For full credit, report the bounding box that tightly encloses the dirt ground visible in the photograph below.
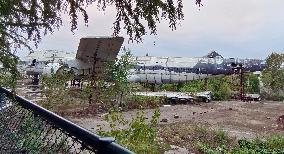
[15,80,284,139]
[71,100,284,139]
[14,82,284,153]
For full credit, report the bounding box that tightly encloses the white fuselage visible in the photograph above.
[20,54,265,84]
[127,56,265,84]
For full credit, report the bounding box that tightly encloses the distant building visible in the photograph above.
[204,51,223,58]
[23,50,76,63]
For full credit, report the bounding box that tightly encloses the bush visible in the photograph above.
[232,136,284,153]
[262,92,284,101]
[208,77,231,101]
[97,109,169,153]
[159,122,284,154]
[159,83,178,91]
[180,80,205,93]
[196,134,284,154]
[0,55,19,89]
[39,72,73,110]
[163,77,232,101]
[261,53,284,97]
[124,95,166,110]
[245,73,260,93]
[159,123,236,154]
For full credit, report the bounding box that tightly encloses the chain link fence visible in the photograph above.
[0,87,133,154]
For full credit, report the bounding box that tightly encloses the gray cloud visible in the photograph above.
[19,0,284,59]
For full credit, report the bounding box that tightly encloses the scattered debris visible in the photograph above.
[195,91,212,103]
[100,113,108,118]
[161,118,168,123]
[244,94,261,102]
[164,105,171,107]
[277,115,284,129]
[174,115,179,119]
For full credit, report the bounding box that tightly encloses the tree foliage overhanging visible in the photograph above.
[0,0,203,55]
[0,0,202,87]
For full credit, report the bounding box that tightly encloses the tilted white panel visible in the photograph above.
[76,37,124,74]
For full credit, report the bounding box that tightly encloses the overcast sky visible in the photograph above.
[19,0,284,59]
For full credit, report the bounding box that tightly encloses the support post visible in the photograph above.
[239,64,245,102]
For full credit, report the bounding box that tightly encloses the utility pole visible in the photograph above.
[232,63,245,101]
[239,64,244,101]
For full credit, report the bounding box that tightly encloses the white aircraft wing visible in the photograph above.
[76,36,124,74]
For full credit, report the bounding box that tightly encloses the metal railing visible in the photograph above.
[0,87,133,154]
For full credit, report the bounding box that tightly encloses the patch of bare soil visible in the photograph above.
[192,101,284,139]
[71,100,284,139]
[14,83,284,140]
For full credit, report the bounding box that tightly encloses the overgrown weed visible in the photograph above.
[97,108,170,153]
[159,122,284,154]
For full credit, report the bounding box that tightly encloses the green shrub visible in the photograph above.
[208,77,231,101]
[167,77,232,101]
[245,73,260,93]
[160,83,178,91]
[39,72,73,109]
[180,80,205,93]
[195,129,231,154]
[196,142,229,154]
[0,54,19,89]
[196,135,284,154]
[264,93,284,101]
[97,109,169,153]
[266,135,284,150]
[232,136,284,153]
[159,122,284,154]
[124,95,166,110]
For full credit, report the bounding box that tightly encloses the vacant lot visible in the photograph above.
[71,100,284,139]
[15,84,284,139]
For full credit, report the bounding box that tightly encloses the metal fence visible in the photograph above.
[0,87,133,154]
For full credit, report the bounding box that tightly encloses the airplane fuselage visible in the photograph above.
[127,56,266,84]
[19,37,266,84]
[21,54,266,84]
